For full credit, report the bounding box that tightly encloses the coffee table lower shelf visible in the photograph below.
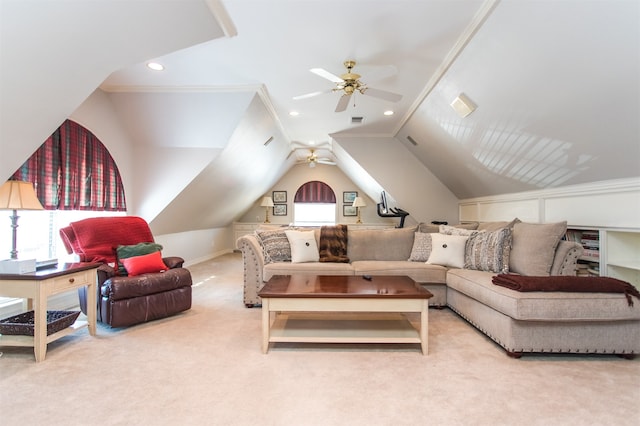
[264,312,426,354]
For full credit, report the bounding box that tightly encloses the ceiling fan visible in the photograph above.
[294,60,403,112]
[293,148,336,168]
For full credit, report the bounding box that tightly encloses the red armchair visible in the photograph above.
[60,216,192,327]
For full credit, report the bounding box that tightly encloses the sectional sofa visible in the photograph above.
[237,221,640,357]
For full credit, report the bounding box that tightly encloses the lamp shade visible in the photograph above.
[0,180,44,210]
[352,197,366,208]
[260,196,274,207]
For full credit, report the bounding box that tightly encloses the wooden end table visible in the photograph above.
[0,262,99,362]
[258,275,433,355]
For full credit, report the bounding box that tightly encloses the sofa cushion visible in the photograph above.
[427,233,468,268]
[348,226,416,261]
[285,230,319,263]
[255,229,292,264]
[464,227,512,274]
[446,268,640,321]
[509,221,567,276]
[408,232,432,262]
[263,262,354,281]
[351,260,447,283]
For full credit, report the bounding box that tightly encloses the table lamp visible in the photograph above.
[261,196,274,223]
[0,180,44,259]
[352,196,366,224]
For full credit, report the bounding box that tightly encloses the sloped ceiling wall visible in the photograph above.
[0,0,229,180]
[396,0,640,199]
[149,94,291,235]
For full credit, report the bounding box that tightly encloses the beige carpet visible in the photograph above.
[1,253,639,426]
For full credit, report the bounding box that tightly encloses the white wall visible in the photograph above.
[155,227,233,267]
[70,89,136,206]
[335,136,460,225]
[70,89,229,264]
[459,177,640,228]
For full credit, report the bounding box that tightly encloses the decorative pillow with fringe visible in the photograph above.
[464,227,512,273]
[255,229,291,264]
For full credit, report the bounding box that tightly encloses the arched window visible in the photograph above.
[1,119,126,262]
[293,181,336,226]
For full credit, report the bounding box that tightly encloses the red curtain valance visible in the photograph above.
[294,181,336,203]
[11,119,126,211]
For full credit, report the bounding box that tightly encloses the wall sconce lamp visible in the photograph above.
[352,197,366,224]
[0,180,44,259]
[260,196,274,223]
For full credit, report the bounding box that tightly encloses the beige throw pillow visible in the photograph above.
[509,221,567,276]
[439,224,482,236]
[285,230,319,263]
[427,233,468,269]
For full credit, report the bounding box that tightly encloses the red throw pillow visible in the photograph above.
[120,251,168,276]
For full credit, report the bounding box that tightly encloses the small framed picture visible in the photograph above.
[273,204,287,216]
[272,191,287,203]
[343,191,358,204]
[343,205,357,217]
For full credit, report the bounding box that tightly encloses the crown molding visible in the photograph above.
[459,177,640,204]
[99,84,262,94]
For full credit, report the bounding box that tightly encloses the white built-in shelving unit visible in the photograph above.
[563,226,640,289]
[603,229,640,289]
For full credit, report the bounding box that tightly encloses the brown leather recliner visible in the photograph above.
[60,216,192,328]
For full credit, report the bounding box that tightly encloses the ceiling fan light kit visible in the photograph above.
[295,60,403,112]
[296,148,337,168]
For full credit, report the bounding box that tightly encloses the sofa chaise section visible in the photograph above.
[446,267,640,356]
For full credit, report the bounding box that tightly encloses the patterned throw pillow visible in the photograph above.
[464,227,513,273]
[439,224,482,236]
[408,232,432,262]
[255,229,291,264]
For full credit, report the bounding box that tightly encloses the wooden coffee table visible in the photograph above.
[258,275,433,355]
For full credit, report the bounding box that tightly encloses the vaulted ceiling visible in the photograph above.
[1,0,638,232]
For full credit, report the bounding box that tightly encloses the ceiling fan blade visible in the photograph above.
[335,94,351,112]
[293,88,332,100]
[362,87,403,103]
[317,159,336,165]
[361,65,398,83]
[310,68,343,83]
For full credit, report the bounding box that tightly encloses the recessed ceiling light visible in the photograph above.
[289,111,299,116]
[308,141,316,145]
[146,62,164,71]
[383,110,394,116]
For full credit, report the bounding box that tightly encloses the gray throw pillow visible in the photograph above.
[408,232,432,262]
[509,221,567,276]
